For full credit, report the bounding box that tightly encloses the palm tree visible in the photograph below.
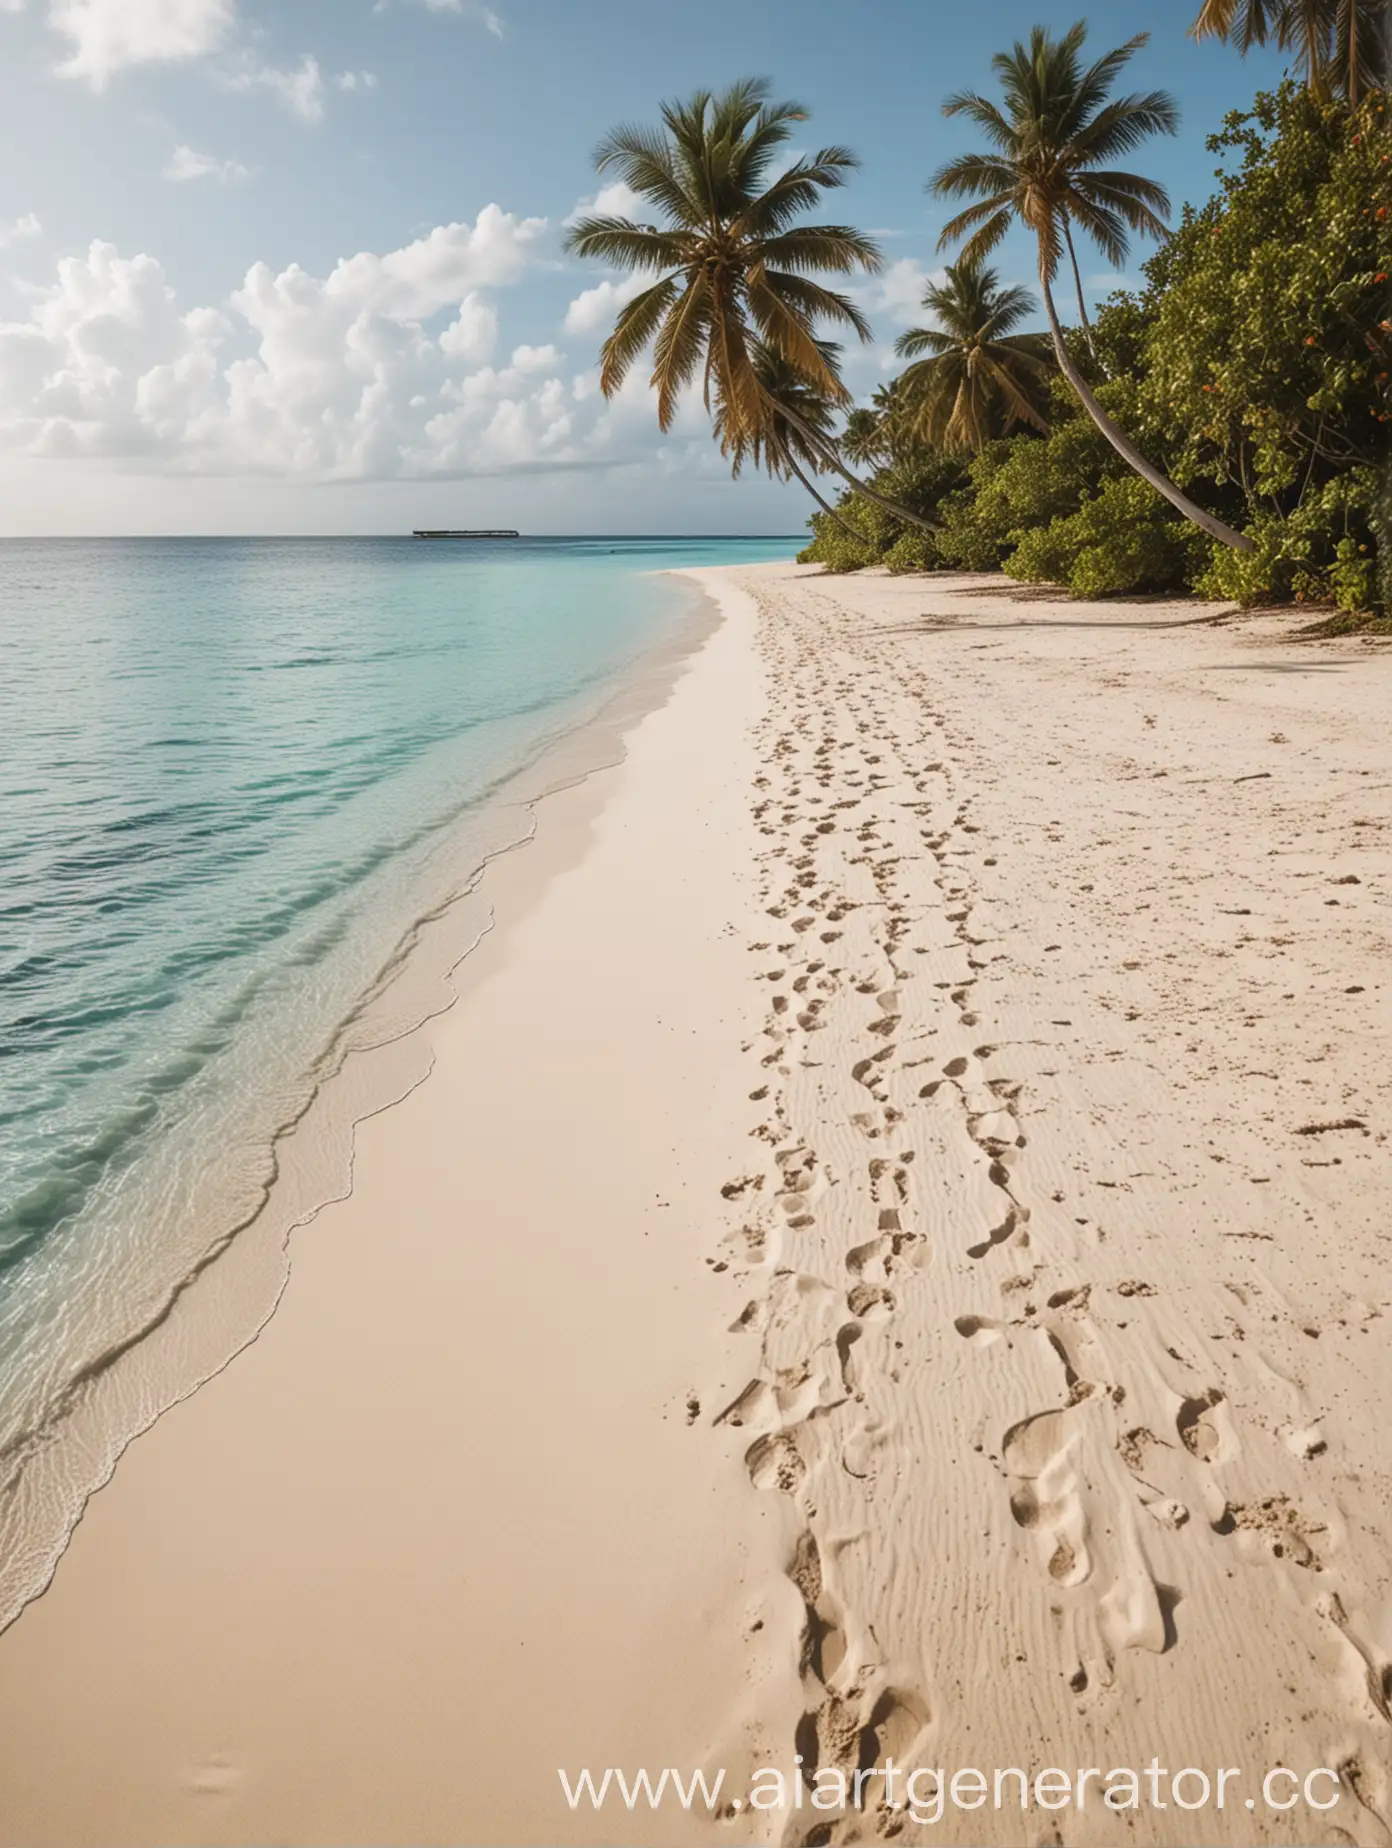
[842,405,889,469]
[1191,0,1386,105]
[893,259,1054,452]
[841,382,911,467]
[564,79,940,532]
[931,23,1253,551]
[715,343,865,539]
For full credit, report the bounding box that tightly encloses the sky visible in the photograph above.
[0,0,1292,535]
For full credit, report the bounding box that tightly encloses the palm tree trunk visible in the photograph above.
[1294,0,1333,99]
[1345,0,1361,103]
[1062,219,1099,364]
[768,393,942,533]
[1340,0,1383,104]
[787,455,866,543]
[1038,259,1254,552]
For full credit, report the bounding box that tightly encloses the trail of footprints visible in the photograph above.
[708,581,1388,1842]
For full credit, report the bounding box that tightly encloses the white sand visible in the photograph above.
[0,562,1388,1848]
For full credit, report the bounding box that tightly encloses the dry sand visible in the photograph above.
[0,561,1388,1847]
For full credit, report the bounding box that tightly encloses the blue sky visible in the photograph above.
[0,0,1290,534]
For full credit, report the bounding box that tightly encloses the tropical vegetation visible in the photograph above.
[891,260,1054,452]
[1192,0,1388,106]
[568,19,1388,620]
[562,81,938,533]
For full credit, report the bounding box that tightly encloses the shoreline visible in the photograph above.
[0,564,795,1848]
[0,567,725,1644]
[0,562,1388,1847]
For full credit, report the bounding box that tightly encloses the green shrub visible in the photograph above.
[1131,84,1389,543]
[797,521,875,572]
[798,452,970,571]
[1194,469,1380,609]
[883,529,945,573]
[934,386,1120,571]
[1006,477,1197,598]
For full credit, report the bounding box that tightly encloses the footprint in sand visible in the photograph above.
[954,1314,1004,1348]
[1176,1389,1238,1464]
[745,1429,807,1494]
[1002,1405,1093,1587]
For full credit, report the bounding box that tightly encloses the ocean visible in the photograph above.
[0,533,797,1628]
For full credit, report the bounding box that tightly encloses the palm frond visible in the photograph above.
[894,325,954,359]
[938,203,1015,268]
[591,128,701,227]
[1072,92,1181,164]
[930,153,1020,199]
[597,276,680,396]
[563,217,693,268]
[650,275,711,430]
[748,225,882,276]
[939,90,1017,149]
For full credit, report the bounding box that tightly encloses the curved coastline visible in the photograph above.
[0,574,724,1639]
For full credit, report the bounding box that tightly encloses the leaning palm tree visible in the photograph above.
[841,405,890,470]
[931,23,1253,550]
[893,259,1054,452]
[1191,0,1386,105]
[715,342,865,539]
[564,79,940,533]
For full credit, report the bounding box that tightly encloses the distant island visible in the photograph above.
[412,529,520,540]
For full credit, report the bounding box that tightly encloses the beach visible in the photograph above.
[0,558,1389,1847]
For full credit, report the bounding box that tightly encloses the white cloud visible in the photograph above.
[0,209,666,481]
[861,257,943,329]
[221,51,325,122]
[0,242,223,458]
[43,0,236,86]
[218,53,376,121]
[7,0,368,122]
[508,342,560,373]
[563,180,643,228]
[164,143,248,183]
[310,206,545,319]
[0,212,42,246]
[563,274,645,337]
[437,292,497,362]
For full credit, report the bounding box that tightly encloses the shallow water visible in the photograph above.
[0,532,795,1624]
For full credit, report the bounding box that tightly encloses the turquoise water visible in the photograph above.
[0,533,796,1621]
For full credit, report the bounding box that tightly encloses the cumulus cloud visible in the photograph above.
[563,180,643,228]
[0,212,42,246]
[436,292,497,362]
[563,274,646,338]
[164,143,248,183]
[42,0,236,86]
[0,208,706,482]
